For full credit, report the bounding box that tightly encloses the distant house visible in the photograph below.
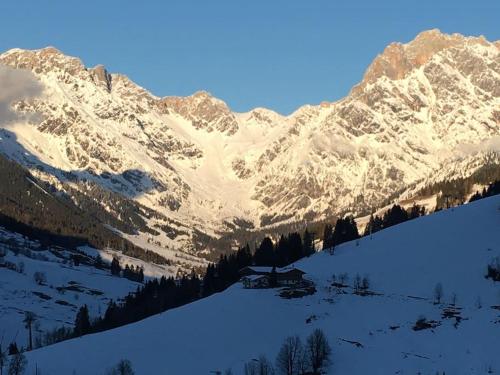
[241,274,270,289]
[239,266,306,288]
[276,268,306,286]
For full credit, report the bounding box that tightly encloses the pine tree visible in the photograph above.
[322,224,334,250]
[303,229,315,257]
[287,233,303,263]
[332,216,359,246]
[269,266,278,288]
[74,305,91,336]
[7,343,18,356]
[363,214,383,236]
[254,237,274,266]
[275,235,289,266]
[111,257,121,276]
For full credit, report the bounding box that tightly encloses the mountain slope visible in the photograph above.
[21,195,500,374]
[0,29,498,262]
[0,225,173,351]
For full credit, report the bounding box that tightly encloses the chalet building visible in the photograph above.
[276,268,306,286]
[240,266,306,288]
[241,274,270,289]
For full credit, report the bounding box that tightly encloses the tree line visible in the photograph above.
[362,203,426,237]
[468,180,500,202]
[0,154,170,265]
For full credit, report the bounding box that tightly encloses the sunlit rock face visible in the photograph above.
[0,29,498,260]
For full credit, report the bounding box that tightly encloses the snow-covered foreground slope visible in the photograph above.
[22,196,500,374]
[0,228,172,350]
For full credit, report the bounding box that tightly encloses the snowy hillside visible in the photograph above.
[0,227,172,351]
[0,29,498,264]
[20,195,500,374]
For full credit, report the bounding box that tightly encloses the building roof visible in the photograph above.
[242,274,269,281]
[243,266,273,273]
[240,265,305,275]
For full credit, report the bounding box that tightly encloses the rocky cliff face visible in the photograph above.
[0,30,498,262]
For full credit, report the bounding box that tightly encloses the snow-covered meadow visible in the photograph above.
[17,195,500,374]
[0,230,171,351]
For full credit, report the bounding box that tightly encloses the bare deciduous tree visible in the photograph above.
[244,361,258,375]
[361,275,370,291]
[434,282,443,304]
[23,312,36,351]
[257,355,274,375]
[304,329,332,374]
[276,336,303,375]
[106,359,134,375]
[450,292,458,306]
[353,274,361,293]
[339,273,348,286]
[245,355,274,375]
[33,271,46,285]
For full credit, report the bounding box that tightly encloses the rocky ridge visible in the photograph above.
[0,29,498,262]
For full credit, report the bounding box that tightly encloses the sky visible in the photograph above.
[0,1,498,114]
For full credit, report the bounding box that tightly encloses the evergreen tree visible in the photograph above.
[363,214,383,236]
[408,204,425,219]
[111,257,121,276]
[382,205,408,227]
[74,304,91,336]
[303,229,315,257]
[7,344,18,356]
[254,237,274,266]
[332,216,359,246]
[287,232,303,263]
[322,224,334,250]
[275,235,289,267]
[269,266,278,288]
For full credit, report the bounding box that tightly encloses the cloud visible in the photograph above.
[0,64,43,125]
[456,136,500,155]
[312,132,358,156]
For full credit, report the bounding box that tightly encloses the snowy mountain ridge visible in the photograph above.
[0,29,498,261]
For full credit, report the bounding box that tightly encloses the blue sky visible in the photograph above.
[0,1,498,114]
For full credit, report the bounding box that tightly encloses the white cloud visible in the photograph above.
[456,136,500,155]
[0,64,43,125]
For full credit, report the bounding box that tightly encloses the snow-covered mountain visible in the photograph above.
[19,195,500,374]
[0,29,498,261]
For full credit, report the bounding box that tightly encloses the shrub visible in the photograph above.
[33,271,47,285]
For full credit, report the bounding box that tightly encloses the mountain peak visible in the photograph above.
[353,29,496,94]
[0,46,85,77]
